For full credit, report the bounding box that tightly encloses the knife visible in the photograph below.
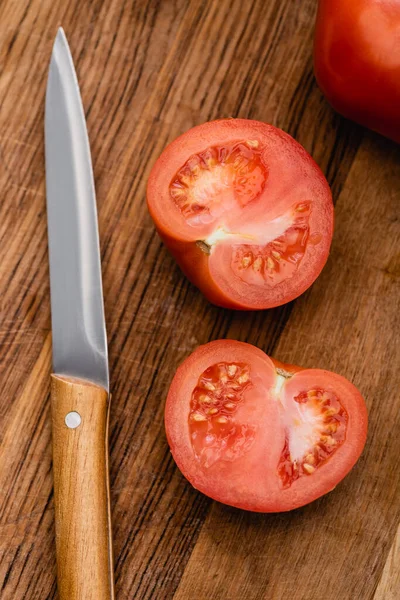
[45,28,115,599]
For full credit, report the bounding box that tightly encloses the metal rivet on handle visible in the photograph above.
[65,411,82,429]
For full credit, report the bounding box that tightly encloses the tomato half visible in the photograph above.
[165,340,368,512]
[314,0,400,143]
[147,119,333,310]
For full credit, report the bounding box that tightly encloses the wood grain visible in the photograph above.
[51,375,114,600]
[0,1,398,599]
[374,525,400,600]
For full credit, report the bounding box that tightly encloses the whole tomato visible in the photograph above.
[314,0,400,143]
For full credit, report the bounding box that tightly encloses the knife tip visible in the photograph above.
[49,27,71,67]
[56,26,67,44]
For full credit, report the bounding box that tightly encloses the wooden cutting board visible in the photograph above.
[0,1,399,598]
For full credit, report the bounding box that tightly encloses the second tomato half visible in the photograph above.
[147,119,333,309]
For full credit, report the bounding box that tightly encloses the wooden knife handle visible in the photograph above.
[51,374,115,600]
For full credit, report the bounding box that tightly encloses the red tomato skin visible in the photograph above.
[165,340,368,513]
[314,0,400,143]
[147,119,333,310]
[152,228,238,309]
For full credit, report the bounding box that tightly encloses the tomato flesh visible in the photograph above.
[147,119,334,310]
[165,341,368,512]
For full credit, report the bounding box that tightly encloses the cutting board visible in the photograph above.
[0,1,399,598]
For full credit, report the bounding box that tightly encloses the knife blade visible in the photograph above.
[45,27,108,391]
[45,28,114,600]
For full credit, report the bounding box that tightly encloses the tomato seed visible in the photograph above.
[305,453,316,465]
[324,407,338,417]
[216,416,229,424]
[253,257,262,271]
[237,372,249,384]
[295,203,309,212]
[227,365,238,377]
[199,394,212,404]
[303,463,315,474]
[320,435,336,446]
[325,422,338,433]
[204,382,216,391]
[191,412,207,422]
[265,257,274,270]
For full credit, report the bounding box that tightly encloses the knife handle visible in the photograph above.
[51,374,115,600]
